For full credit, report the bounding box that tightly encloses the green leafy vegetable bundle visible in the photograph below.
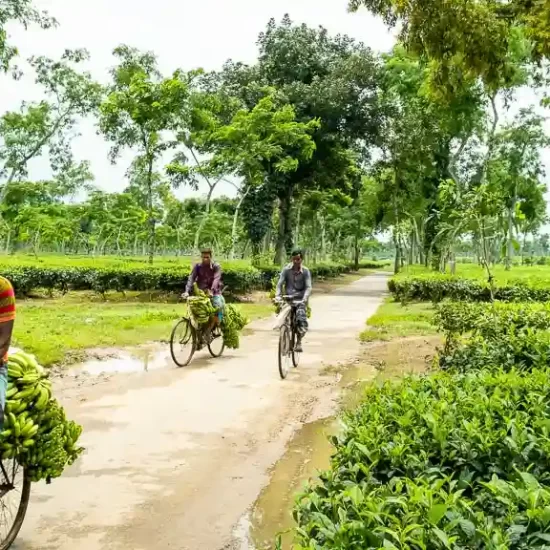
[2,350,83,483]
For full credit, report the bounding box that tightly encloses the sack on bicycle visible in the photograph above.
[273,303,291,330]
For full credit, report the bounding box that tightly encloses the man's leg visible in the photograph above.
[295,302,308,352]
[210,295,225,334]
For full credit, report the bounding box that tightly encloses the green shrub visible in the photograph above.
[294,368,550,549]
[433,302,550,372]
[389,273,550,303]
[1,257,389,296]
[434,301,550,339]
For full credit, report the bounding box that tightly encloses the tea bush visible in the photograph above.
[294,368,550,549]
[434,301,550,339]
[432,302,550,372]
[388,273,550,303]
[0,257,388,296]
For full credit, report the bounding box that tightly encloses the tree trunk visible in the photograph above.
[319,214,326,262]
[146,155,155,265]
[274,188,293,265]
[295,200,302,247]
[354,232,360,271]
[230,184,250,261]
[506,188,517,270]
[393,230,400,275]
[194,185,214,252]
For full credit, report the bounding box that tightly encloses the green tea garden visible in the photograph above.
[292,264,550,549]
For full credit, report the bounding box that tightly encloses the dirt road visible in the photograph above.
[15,273,387,550]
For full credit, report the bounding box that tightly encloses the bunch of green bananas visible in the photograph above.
[188,283,216,325]
[221,304,249,349]
[1,351,84,483]
[268,277,311,318]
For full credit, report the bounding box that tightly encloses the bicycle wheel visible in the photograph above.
[207,326,225,358]
[278,325,292,380]
[170,318,196,367]
[0,458,31,550]
[291,329,301,368]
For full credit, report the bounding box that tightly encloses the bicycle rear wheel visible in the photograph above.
[208,326,225,358]
[170,318,196,367]
[0,458,31,550]
[278,325,292,379]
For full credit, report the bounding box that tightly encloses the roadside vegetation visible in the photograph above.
[285,0,550,545]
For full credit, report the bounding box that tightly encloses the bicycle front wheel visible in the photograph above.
[278,325,292,380]
[0,458,31,550]
[291,329,301,368]
[170,318,196,367]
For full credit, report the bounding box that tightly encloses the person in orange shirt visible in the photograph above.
[0,277,16,429]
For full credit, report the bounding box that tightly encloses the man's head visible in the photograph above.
[291,248,303,270]
[200,248,213,266]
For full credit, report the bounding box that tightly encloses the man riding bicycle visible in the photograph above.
[182,248,224,341]
[275,249,312,353]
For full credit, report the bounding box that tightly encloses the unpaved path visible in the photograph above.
[15,274,387,550]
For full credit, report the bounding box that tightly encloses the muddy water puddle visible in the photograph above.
[246,361,375,549]
[68,346,173,376]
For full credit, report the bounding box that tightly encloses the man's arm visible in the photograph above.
[275,268,286,299]
[303,268,312,302]
[0,320,14,362]
[185,264,198,295]
[211,263,222,293]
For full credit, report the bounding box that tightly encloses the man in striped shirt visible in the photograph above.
[0,277,15,429]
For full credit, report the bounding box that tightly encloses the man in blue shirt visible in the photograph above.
[275,249,312,352]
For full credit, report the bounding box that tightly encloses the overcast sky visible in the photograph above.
[0,0,548,205]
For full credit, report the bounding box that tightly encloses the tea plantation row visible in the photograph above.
[3,259,388,296]
[292,271,550,549]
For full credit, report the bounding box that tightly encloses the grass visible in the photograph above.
[360,297,437,342]
[13,292,272,367]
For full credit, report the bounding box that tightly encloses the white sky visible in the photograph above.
[0,0,548,206]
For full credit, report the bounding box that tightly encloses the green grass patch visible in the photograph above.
[13,294,272,367]
[360,298,436,342]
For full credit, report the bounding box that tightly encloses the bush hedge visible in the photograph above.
[434,301,550,339]
[433,301,550,373]
[294,368,550,549]
[388,273,550,303]
[1,259,389,296]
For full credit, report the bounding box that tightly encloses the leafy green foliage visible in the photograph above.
[99,46,192,263]
[221,304,248,349]
[388,272,550,303]
[294,367,550,548]
[0,255,388,296]
[434,301,550,373]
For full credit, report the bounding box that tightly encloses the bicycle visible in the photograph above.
[0,456,31,549]
[276,295,303,380]
[170,288,226,367]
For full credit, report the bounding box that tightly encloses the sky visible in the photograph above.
[0,0,548,205]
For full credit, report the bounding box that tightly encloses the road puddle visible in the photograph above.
[68,347,173,376]
[247,361,375,549]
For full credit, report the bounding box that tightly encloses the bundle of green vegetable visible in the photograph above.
[2,350,83,483]
[189,284,248,349]
[188,283,216,325]
[221,304,249,349]
[268,276,311,318]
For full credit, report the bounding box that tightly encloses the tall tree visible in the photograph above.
[219,16,384,264]
[0,0,55,74]
[99,45,191,263]
[0,50,101,202]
